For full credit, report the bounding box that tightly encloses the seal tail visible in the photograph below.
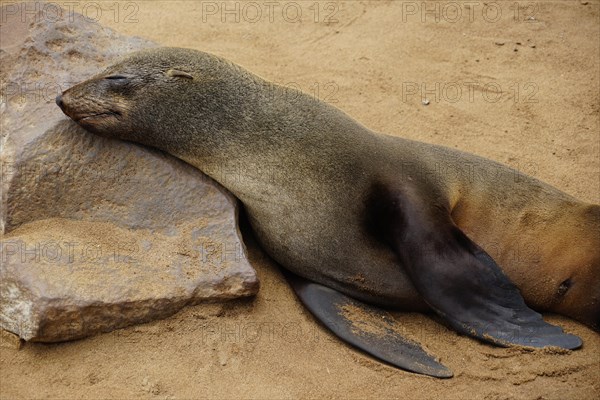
[282,270,453,378]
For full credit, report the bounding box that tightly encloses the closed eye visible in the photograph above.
[104,75,129,80]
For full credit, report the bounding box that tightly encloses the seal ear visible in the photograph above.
[166,69,194,80]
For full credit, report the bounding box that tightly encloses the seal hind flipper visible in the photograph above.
[282,270,453,378]
[463,249,583,348]
[370,184,582,350]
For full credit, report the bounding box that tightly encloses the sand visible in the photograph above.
[1,1,599,399]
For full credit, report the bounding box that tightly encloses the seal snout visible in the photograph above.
[56,87,120,123]
[55,94,65,110]
[56,91,78,120]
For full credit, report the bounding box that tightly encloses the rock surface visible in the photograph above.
[0,7,258,342]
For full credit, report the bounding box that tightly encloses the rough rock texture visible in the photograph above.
[0,7,258,342]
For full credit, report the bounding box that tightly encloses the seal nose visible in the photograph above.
[55,94,64,110]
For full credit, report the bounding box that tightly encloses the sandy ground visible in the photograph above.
[1,1,600,399]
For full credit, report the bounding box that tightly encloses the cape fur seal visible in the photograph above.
[57,47,599,378]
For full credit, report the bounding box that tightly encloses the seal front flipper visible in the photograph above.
[282,270,453,378]
[370,184,582,350]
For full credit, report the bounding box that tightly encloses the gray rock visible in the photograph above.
[0,5,258,342]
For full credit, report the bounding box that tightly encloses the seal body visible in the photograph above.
[57,48,599,336]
